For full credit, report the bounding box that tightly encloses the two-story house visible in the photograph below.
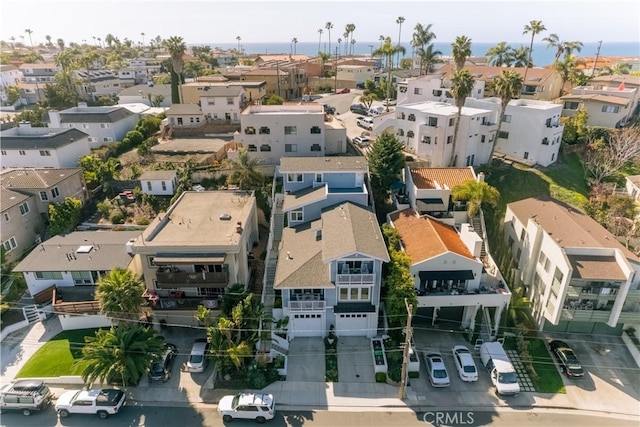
[197,85,245,123]
[274,201,389,338]
[387,101,496,167]
[48,103,139,148]
[0,168,88,262]
[19,63,59,105]
[1,123,91,169]
[131,191,259,326]
[117,84,172,107]
[182,79,267,105]
[74,69,121,101]
[0,64,23,105]
[13,231,142,330]
[466,97,564,167]
[504,196,640,335]
[397,74,485,106]
[388,209,510,333]
[165,104,205,130]
[561,84,638,129]
[235,104,347,165]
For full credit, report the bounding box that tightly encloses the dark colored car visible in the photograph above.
[349,104,369,115]
[549,340,584,377]
[148,343,177,383]
[323,104,336,115]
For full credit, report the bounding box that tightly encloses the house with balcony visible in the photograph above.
[466,98,564,166]
[197,85,245,123]
[388,209,510,333]
[504,196,640,335]
[73,69,121,101]
[560,84,638,129]
[234,104,347,165]
[1,123,91,169]
[274,201,389,338]
[131,191,259,326]
[389,101,496,167]
[48,103,139,149]
[279,156,369,227]
[19,63,59,105]
[182,80,267,105]
[397,74,485,106]
[12,230,142,330]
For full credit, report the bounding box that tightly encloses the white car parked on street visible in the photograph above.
[217,392,275,423]
[452,345,479,382]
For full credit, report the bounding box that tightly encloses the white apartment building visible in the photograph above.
[505,196,640,335]
[466,97,564,167]
[236,104,347,165]
[388,101,497,167]
[0,65,23,104]
[398,74,485,106]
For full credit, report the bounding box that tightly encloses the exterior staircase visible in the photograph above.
[271,342,288,356]
[471,215,488,261]
[273,212,284,242]
[22,304,40,324]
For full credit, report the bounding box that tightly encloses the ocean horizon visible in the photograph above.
[200,41,639,68]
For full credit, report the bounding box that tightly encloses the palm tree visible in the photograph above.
[395,16,405,68]
[600,62,632,75]
[25,29,34,49]
[542,33,565,62]
[554,54,581,95]
[372,37,406,111]
[486,42,514,67]
[522,20,546,82]
[418,44,442,76]
[45,34,52,47]
[451,35,472,71]
[412,23,437,75]
[140,32,145,47]
[451,179,500,218]
[379,34,385,47]
[227,148,265,190]
[164,36,186,104]
[337,38,341,59]
[345,23,356,55]
[343,31,349,56]
[96,268,146,325]
[317,28,323,53]
[489,70,523,161]
[512,46,531,68]
[449,69,476,166]
[236,35,241,53]
[562,40,584,57]
[325,22,333,56]
[76,326,164,388]
[291,37,298,55]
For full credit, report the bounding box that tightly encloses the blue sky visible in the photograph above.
[2,0,639,45]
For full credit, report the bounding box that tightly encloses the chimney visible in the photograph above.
[236,221,243,233]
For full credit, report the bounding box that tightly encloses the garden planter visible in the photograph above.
[371,338,388,374]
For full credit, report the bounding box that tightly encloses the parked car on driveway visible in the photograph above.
[349,104,369,115]
[148,343,177,383]
[369,106,384,116]
[549,340,584,377]
[217,392,275,423]
[353,135,371,147]
[382,98,397,106]
[187,338,209,373]
[356,116,374,130]
[322,104,336,115]
[424,352,450,387]
[452,345,478,382]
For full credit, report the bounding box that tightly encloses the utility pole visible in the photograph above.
[398,298,413,400]
[334,46,338,93]
[591,41,603,77]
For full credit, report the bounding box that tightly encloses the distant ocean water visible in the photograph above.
[204,41,639,68]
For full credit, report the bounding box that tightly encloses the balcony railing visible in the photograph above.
[336,274,375,285]
[561,308,612,322]
[289,300,325,311]
[156,271,228,285]
[154,297,220,311]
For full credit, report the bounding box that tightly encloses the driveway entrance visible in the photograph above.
[286,338,325,382]
[338,337,375,382]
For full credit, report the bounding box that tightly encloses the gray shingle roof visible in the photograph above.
[279,156,368,173]
[57,106,135,123]
[0,168,82,189]
[0,128,89,150]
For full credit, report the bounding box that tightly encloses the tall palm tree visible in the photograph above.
[451,35,472,71]
[379,34,385,47]
[512,46,532,68]
[395,16,405,68]
[24,29,34,49]
[140,32,145,47]
[317,28,323,53]
[343,31,349,56]
[489,70,523,161]
[291,37,298,55]
[372,37,406,111]
[96,268,146,325]
[236,35,241,53]
[164,36,186,104]
[345,23,356,55]
[412,23,437,75]
[562,40,584,57]
[227,148,265,190]
[486,42,515,67]
[76,326,164,388]
[418,44,442,76]
[325,22,333,56]
[336,38,341,59]
[542,33,565,62]
[449,69,476,166]
[451,180,500,217]
[554,54,581,95]
[45,34,52,47]
[522,20,546,82]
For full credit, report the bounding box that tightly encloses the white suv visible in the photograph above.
[356,116,374,130]
[217,392,275,423]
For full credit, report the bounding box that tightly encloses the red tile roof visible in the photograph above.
[410,167,476,189]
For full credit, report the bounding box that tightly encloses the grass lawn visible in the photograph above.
[15,328,100,378]
[528,339,566,394]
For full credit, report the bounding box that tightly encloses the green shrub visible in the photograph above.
[408,371,420,378]
[375,372,387,382]
[109,210,125,224]
[96,201,111,218]
[136,217,151,225]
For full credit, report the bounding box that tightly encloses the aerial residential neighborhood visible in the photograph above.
[0,3,639,426]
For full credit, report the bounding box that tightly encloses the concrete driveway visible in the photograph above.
[287,338,325,382]
[337,337,374,383]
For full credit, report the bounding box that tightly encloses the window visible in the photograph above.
[481,135,486,143]
[103,137,113,142]
[285,144,297,152]
[259,126,270,134]
[338,286,371,301]
[501,114,512,123]
[428,117,438,127]
[148,256,157,268]
[414,88,422,95]
[563,101,579,110]
[207,99,216,105]
[397,112,406,120]
[310,126,321,134]
[520,228,526,241]
[315,173,322,183]
[227,97,234,105]
[19,202,29,215]
[399,86,407,93]
[19,150,26,156]
[284,126,297,135]
[447,135,453,144]
[421,136,431,144]
[602,105,620,113]
[161,181,167,191]
[286,173,303,182]
[40,191,49,201]
[538,252,547,266]
[498,131,509,139]
[248,144,257,152]
[554,267,564,284]
[397,129,405,136]
[71,271,93,285]
[260,144,271,152]
[432,89,442,97]
[39,150,51,156]
[82,123,89,129]
[100,123,110,128]
[310,143,321,152]
[1,150,6,155]
[35,271,63,280]
[407,130,415,138]
[147,181,152,191]
[51,187,60,198]
[244,126,256,134]
[524,151,529,159]
[290,208,303,222]
[408,114,416,122]
[448,118,455,126]
[545,118,552,127]
[3,237,17,252]
[3,212,9,221]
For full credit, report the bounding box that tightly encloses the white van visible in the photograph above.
[0,380,53,416]
[479,342,520,396]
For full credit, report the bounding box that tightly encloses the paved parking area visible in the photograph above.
[338,337,374,383]
[287,338,325,382]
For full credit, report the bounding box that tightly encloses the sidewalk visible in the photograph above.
[1,318,639,417]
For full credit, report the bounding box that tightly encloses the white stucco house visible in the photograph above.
[139,170,178,196]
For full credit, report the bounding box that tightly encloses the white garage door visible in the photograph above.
[336,313,370,337]
[292,313,323,337]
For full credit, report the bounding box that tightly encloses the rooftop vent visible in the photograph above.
[219,214,232,221]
